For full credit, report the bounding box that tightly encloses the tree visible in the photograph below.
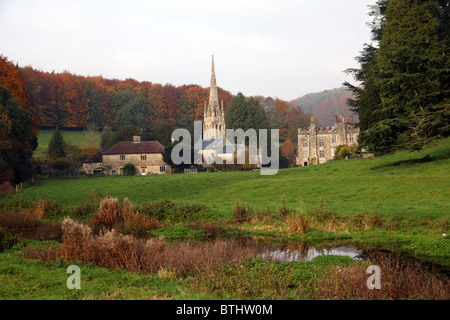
[225,93,249,131]
[100,126,114,150]
[281,139,295,158]
[48,127,66,158]
[113,90,146,129]
[162,141,195,172]
[225,93,270,145]
[110,125,141,146]
[142,123,175,146]
[0,85,36,183]
[272,98,290,141]
[345,0,450,153]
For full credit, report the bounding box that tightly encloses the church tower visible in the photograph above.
[203,55,225,140]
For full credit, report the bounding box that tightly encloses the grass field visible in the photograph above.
[1,137,449,301]
[34,129,101,159]
[20,137,450,221]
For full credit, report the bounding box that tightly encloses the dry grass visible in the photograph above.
[59,218,257,277]
[0,210,42,230]
[91,196,122,228]
[312,252,449,300]
[122,198,160,234]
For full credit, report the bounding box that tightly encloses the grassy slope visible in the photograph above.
[18,137,450,221]
[34,129,101,159]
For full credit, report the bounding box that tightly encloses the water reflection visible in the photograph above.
[260,245,364,262]
[237,238,365,262]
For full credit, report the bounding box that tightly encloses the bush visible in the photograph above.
[91,196,122,228]
[0,226,19,253]
[122,198,160,234]
[138,200,211,223]
[123,163,136,176]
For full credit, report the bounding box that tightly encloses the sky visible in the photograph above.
[0,0,378,101]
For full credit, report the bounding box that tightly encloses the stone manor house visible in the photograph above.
[297,114,360,166]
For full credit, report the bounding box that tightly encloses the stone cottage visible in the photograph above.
[82,136,170,175]
[297,115,359,166]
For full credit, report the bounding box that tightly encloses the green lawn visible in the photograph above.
[17,137,450,221]
[34,129,101,159]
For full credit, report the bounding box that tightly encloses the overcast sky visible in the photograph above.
[0,0,378,101]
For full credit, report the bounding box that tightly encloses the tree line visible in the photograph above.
[0,54,311,183]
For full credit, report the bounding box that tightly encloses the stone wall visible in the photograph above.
[102,153,169,175]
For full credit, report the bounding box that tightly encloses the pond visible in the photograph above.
[260,244,364,262]
[238,238,364,262]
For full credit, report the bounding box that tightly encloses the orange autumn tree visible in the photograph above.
[273,98,290,141]
[0,55,39,142]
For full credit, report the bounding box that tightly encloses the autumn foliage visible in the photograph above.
[18,63,233,130]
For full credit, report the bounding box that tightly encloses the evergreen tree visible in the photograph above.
[225,93,249,131]
[345,0,449,152]
[0,85,36,183]
[110,125,141,146]
[100,126,114,150]
[48,127,66,158]
[225,93,270,144]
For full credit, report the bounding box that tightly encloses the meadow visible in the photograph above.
[0,136,449,300]
[22,136,450,221]
[34,129,101,159]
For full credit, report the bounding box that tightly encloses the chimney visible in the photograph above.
[133,136,141,143]
[348,116,353,125]
[334,115,338,127]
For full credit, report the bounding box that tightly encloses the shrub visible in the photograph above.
[122,198,160,234]
[123,163,136,176]
[139,200,210,223]
[232,199,250,222]
[0,181,13,197]
[33,199,63,219]
[0,226,19,252]
[91,196,122,228]
[61,217,93,261]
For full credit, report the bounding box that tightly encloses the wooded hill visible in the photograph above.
[289,87,358,126]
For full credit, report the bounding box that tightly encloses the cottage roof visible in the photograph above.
[84,151,103,163]
[102,141,164,155]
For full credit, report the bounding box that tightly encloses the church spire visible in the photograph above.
[209,55,219,110]
[203,55,225,141]
[211,55,217,87]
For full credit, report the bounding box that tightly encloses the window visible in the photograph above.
[302,140,307,148]
[319,139,324,147]
[141,155,147,161]
[111,169,116,175]
[120,154,126,161]
[349,135,354,142]
[319,150,324,158]
[303,151,308,159]
[141,168,146,174]
[160,166,166,173]
[332,136,336,143]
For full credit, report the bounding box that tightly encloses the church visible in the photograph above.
[196,56,234,165]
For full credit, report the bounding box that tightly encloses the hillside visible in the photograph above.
[289,87,358,126]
